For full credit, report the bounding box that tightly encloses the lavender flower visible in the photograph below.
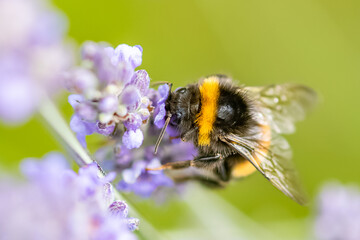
[314,183,360,240]
[65,42,152,149]
[66,43,196,201]
[152,84,179,137]
[153,84,169,128]
[0,153,138,239]
[0,0,72,124]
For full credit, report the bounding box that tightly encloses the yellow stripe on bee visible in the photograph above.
[195,76,220,146]
[232,160,257,178]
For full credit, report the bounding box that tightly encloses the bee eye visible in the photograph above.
[176,88,187,94]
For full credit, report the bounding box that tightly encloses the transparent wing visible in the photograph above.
[222,129,308,205]
[244,84,317,134]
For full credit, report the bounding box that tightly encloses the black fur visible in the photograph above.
[164,75,257,184]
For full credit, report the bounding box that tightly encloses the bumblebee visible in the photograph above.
[148,75,317,205]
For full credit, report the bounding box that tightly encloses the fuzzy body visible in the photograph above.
[165,75,258,182]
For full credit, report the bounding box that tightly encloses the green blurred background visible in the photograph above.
[1,0,360,239]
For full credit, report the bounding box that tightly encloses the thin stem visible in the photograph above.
[38,98,166,240]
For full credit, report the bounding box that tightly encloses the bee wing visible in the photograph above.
[222,131,308,205]
[244,84,317,134]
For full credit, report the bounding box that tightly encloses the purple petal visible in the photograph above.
[122,129,144,149]
[98,95,118,113]
[70,114,96,135]
[122,169,140,184]
[81,41,103,61]
[96,122,115,136]
[129,70,150,95]
[76,102,97,122]
[64,68,98,94]
[109,201,129,218]
[68,94,84,108]
[70,114,96,147]
[113,44,143,69]
[126,218,140,231]
[157,84,170,104]
[123,113,142,131]
[147,88,160,108]
[166,125,180,137]
[120,86,141,111]
[154,103,166,128]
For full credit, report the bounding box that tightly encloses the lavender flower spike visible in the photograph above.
[66,41,153,149]
[0,0,72,124]
[0,153,138,239]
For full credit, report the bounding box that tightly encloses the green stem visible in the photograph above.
[38,99,166,240]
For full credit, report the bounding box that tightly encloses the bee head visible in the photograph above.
[166,85,200,126]
[154,83,200,154]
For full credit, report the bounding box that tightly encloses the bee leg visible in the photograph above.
[145,160,192,171]
[146,155,220,171]
[146,154,231,182]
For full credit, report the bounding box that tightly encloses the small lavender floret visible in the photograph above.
[130,70,150,95]
[122,129,144,149]
[109,200,129,218]
[96,122,115,136]
[157,84,170,105]
[124,113,143,131]
[154,103,166,128]
[127,218,140,231]
[70,114,96,147]
[152,84,170,128]
[152,84,179,136]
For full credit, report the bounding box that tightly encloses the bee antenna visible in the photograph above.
[154,114,172,154]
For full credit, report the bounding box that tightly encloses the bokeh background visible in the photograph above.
[1,0,360,239]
